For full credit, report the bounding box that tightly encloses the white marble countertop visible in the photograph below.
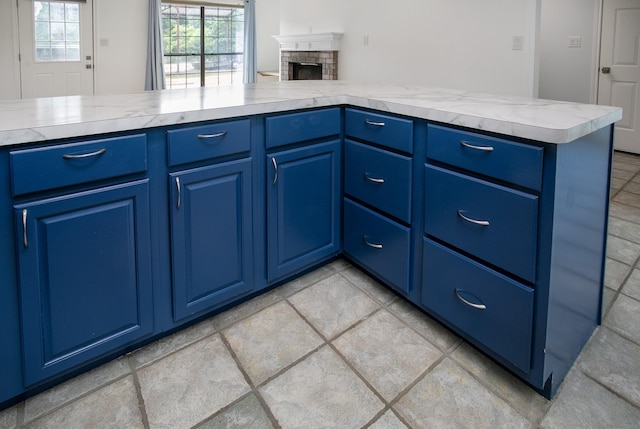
[0,81,622,147]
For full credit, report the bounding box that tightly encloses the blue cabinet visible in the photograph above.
[423,124,542,382]
[343,199,411,292]
[424,164,539,282]
[266,140,341,282]
[169,159,253,321]
[422,238,534,372]
[14,181,154,386]
[0,105,613,406]
[422,123,612,398]
[344,140,412,223]
[343,108,415,294]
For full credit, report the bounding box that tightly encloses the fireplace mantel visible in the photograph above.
[273,33,343,52]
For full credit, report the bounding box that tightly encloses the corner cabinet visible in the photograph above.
[10,135,154,386]
[265,108,342,283]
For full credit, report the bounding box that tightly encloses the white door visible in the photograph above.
[18,0,94,98]
[598,0,640,153]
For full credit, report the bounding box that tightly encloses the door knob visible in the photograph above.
[601,67,611,74]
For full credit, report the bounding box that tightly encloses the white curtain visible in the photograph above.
[243,0,257,84]
[145,0,166,90]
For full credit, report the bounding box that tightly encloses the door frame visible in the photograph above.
[13,0,96,99]
[9,0,22,99]
[592,0,604,105]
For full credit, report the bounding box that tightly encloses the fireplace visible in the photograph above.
[274,33,343,81]
[282,51,337,80]
[292,62,322,80]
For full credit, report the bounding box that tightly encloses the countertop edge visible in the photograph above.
[0,82,623,147]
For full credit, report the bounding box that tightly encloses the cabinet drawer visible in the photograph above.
[422,238,533,372]
[425,164,538,282]
[166,119,250,166]
[427,125,543,191]
[266,108,340,149]
[344,198,410,293]
[345,108,413,154]
[344,140,412,223]
[10,134,147,196]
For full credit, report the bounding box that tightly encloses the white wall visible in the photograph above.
[0,0,284,99]
[2,0,603,101]
[0,1,21,100]
[93,0,149,95]
[256,0,281,72]
[280,0,540,96]
[538,0,600,103]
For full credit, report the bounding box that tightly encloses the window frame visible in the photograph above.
[161,2,244,89]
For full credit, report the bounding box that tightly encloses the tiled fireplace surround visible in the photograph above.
[280,51,338,80]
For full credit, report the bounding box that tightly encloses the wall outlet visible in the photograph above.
[568,36,581,48]
[364,35,369,46]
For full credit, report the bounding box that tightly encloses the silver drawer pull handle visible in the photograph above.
[363,235,383,249]
[272,157,278,185]
[365,120,385,127]
[22,209,28,249]
[460,141,494,152]
[175,177,181,209]
[197,131,227,139]
[62,148,107,159]
[455,289,487,310]
[364,173,385,184]
[457,210,490,226]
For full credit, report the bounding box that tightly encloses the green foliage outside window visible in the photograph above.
[161,5,244,56]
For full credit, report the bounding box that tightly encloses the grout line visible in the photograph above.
[128,321,219,372]
[217,331,283,428]
[17,359,135,427]
[212,265,338,333]
[579,326,640,411]
[13,401,25,428]
[603,250,640,325]
[279,298,393,422]
[128,358,151,429]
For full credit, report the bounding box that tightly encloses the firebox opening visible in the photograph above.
[292,62,322,80]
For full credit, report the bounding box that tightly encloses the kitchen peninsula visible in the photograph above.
[0,81,622,407]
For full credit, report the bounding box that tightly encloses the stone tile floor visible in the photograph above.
[2,151,640,428]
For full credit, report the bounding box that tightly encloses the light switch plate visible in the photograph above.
[568,36,581,48]
[512,36,523,51]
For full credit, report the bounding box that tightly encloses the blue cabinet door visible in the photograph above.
[14,180,154,386]
[267,140,341,282]
[169,159,253,321]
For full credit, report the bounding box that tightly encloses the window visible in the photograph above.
[161,3,244,89]
[33,1,81,62]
